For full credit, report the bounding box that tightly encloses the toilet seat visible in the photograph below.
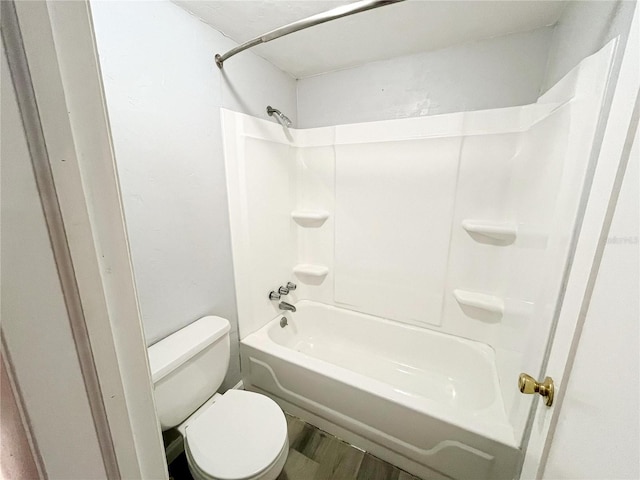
[186,435,288,480]
[185,390,288,480]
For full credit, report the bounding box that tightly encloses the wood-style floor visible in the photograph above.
[168,413,421,480]
[281,414,420,480]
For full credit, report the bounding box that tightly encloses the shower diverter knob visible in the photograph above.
[278,286,289,295]
[268,291,281,300]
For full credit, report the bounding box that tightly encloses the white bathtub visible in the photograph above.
[241,301,521,480]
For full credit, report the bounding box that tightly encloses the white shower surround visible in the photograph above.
[222,43,614,480]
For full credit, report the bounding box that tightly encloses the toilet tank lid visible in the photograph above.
[148,316,230,383]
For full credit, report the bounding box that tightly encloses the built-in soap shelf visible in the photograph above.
[291,210,330,228]
[293,264,329,277]
[293,264,329,284]
[453,289,504,314]
[462,220,517,243]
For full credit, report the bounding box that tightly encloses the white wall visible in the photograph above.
[542,0,636,92]
[543,124,639,480]
[296,27,553,128]
[1,42,107,479]
[91,0,296,389]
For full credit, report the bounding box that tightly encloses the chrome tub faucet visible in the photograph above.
[279,301,296,313]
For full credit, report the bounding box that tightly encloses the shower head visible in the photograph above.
[266,106,292,127]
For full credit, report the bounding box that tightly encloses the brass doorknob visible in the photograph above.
[518,373,554,406]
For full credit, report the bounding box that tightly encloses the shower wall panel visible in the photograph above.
[294,144,336,306]
[242,138,298,335]
[222,112,300,338]
[334,139,461,327]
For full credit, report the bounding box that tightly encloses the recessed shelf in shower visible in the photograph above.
[461,220,517,243]
[293,264,329,284]
[291,210,330,228]
[453,289,505,314]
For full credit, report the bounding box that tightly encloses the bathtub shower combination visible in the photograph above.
[222,44,615,480]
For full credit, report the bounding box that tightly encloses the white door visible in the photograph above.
[520,6,639,478]
[2,1,168,478]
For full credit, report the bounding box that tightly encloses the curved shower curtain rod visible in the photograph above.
[214,0,405,68]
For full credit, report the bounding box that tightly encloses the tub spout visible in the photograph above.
[279,301,296,313]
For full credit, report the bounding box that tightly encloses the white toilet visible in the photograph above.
[147,316,289,480]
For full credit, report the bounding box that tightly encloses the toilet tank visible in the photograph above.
[147,316,230,430]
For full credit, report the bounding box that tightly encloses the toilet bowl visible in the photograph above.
[184,390,288,480]
[147,316,288,480]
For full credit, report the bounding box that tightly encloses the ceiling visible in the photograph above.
[175,1,566,78]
